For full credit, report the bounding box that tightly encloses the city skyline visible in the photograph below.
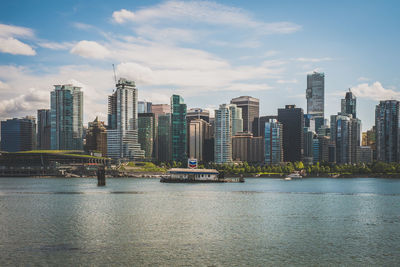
[1,1,400,132]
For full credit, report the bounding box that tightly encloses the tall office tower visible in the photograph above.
[277,105,304,162]
[228,104,243,136]
[50,84,83,150]
[306,72,325,118]
[85,117,107,157]
[230,96,259,133]
[318,136,332,163]
[312,138,320,164]
[1,117,36,152]
[157,114,171,162]
[341,89,357,119]
[138,113,155,159]
[107,78,144,160]
[171,95,187,162]
[151,104,170,119]
[188,119,212,161]
[375,100,400,162]
[37,109,51,150]
[252,115,278,137]
[214,104,232,164]
[362,126,376,159]
[264,119,283,164]
[303,127,315,165]
[187,108,210,123]
[138,100,152,114]
[232,132,264,163]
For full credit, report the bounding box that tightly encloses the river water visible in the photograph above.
[0,177,399,266]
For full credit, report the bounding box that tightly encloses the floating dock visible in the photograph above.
[160,168,244,183]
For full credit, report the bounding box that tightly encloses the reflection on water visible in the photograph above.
[0,177,400,266]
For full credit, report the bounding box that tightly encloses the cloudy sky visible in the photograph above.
[1,0,399,131]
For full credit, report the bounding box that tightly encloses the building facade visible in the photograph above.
[230,96,259,133]
[186,108,210,123]
[107,78,144,160]
[277,105,304,162]
[306,72,325,118]
[157,114,171,162]
[341,90,357,119]
[37,109,51,150]
[1,117,36,152]
[264,119,283,164]
[252,115,278,137]
[171,95,187,163]
[138,113,155,159]
[188,119,212,162]
[375,100,400,162]
[138,100,152,114]
[232,132,264,163]
[229,104,243,136]
[214,104,232,164]
[85,117,107,157]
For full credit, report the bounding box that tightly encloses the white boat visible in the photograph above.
[285,172,302,180]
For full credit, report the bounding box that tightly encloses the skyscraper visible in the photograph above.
[107,78,144,160]
[214,104,232,164]
[171,95,187,163]
[277,105,304,162]
[232,132,264,163]
[264,119,283,164]
[85,117,107,157]
[1,117,36,152]
[157,114,171,162]
[306,72,325,118]
[37,109,51,150]
[186,108,210,123]
[188,119,211,162]
[341,90,357,119]
[228,104,243,136]
[375,100,400,162]
[138,100,152,114]
[138,113,155,159]
[252,115,277,137]
[50,84,83,150]
[230,96,259,133]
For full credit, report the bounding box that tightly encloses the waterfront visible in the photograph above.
[1,178,400,266]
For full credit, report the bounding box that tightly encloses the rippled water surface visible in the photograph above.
[1,177,400,266]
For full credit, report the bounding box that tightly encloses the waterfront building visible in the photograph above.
[188,119,212,162]
[50,84,83,150]
[277,105,304,162]
[187,108,210,123]
[318,136,331,162]
[157,114,171,162]
[312,138,320,164]
[303,127,315,165]
[306,72,325,118]
[230,96,259,133]
[138,113,155,159]
[264,119,283,164]
[107,78,144,160]
[341,90,357,118]
[214,104,232,164]
[1,117,36,152]
[375,100,400,162]
[229,104,243,136]
[356,146,373,163]
[171,95,187,163]
[37,109,51,150]
[232,132,264,163]
[362,126,376,160]
[252,115,277,137]
[138,100,152,114]
[85,117,107,157]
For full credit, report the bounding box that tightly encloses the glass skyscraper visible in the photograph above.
[1,117,36,152]
[341,90,357,119]
[138,113,155,159]
[50,84,83,150]
[107,78,144,160]
[37,109,51,150]
[230,96,259,133]
[228,104,243,136]
[157,114,171,162]
[171,95,187,163]
[214,104,232,164]
[264,119,283,164]
[306,72,325,118]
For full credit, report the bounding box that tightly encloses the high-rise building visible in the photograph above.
[186,108,210,123]
[157,114,171,162]
[312,138,320,164]
[264,119,283,164]
[50,84,83,150]
[107,78,144,160]
[306,72,325,118]
[1,117,36,152]
[341,90,357,119]
[278,105,304,162]
[230,96,259,133]
[303,127,315,165]
[37,109,51,150]
[171,95,187,163]
[138,100,152,114]
[362,126,376,160]
[188,119,212,162]
[375,100,400,162]
[228,104,243,136]
[151,104,170,119]
[356,146,373,163]
[138,113,155,159]
[232,132,264,163]
[252,115,277,137]
[85,117,107,157]
[214,104,232,164]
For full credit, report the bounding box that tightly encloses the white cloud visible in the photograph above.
[70,40,110,59]
[277,79,298,84]
[0,24,36,56]
[351,82,400,101]
[295,57,333,62]
[38,41,75,50]
[112,1,301,35]
[0,37,36,55]
[357,76,370,82]
[134,26,197,43]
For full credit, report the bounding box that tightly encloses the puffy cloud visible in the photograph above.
[295,57,333,62]
[112,1,301,34]
[351,82,400,101]
[0,24,36,56]
[70,40,110,59]
[38,41,75,50]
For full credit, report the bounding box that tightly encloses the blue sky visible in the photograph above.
[0,0,399,131]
